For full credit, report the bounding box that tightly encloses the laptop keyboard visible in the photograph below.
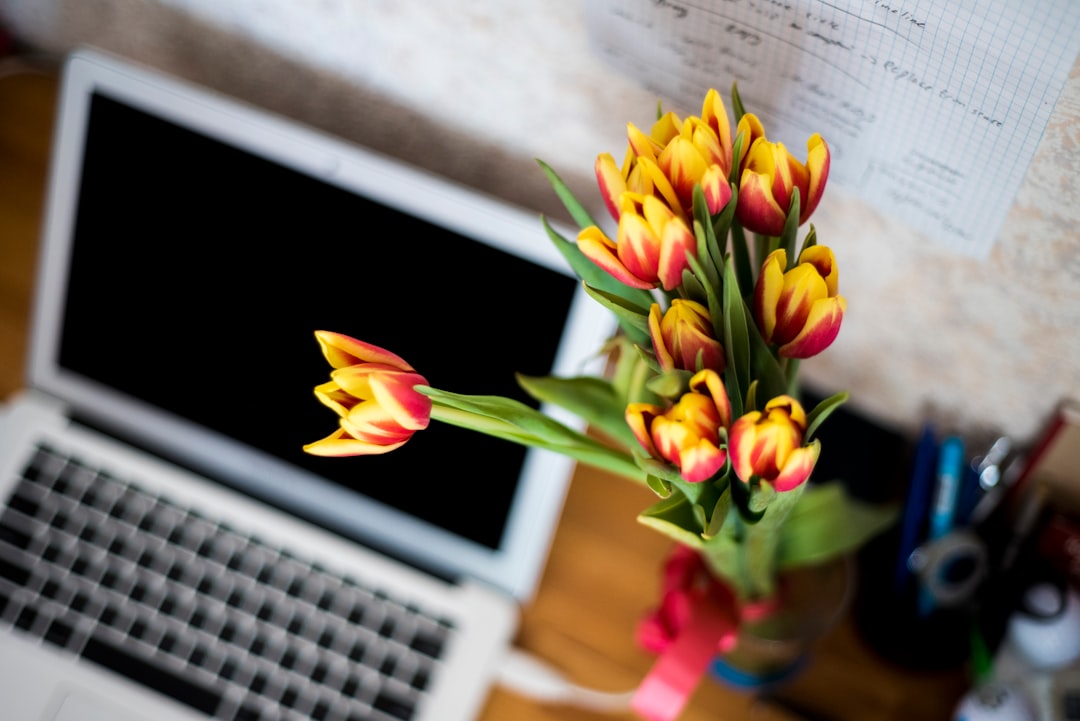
[0,442,456,721]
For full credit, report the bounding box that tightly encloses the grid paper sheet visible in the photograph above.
[584,0,1080,258]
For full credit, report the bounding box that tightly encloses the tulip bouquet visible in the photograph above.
[303,85,894,655]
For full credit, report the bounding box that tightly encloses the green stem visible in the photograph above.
[428,404,649,484]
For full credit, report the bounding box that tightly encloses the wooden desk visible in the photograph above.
[0,68,970,721]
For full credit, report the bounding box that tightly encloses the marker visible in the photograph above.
[918,435,964,617]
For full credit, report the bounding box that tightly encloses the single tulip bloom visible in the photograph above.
[657,135,733,216]
[648,299,725,373]
[754,246,846,359]
[304,331,431,457]
[736,119,830,236]
[729,395,820,491]
[626,369,732,483]
[597,93,736,223]
[578,193,697,291]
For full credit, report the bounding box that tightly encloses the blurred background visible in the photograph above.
[0,0,1078,451]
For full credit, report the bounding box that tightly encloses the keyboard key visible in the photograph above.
[373,688,416,720]
[82,634,222,716]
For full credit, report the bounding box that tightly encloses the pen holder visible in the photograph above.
[852,526,973,670]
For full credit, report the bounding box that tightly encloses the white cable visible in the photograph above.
[495,646,637,712]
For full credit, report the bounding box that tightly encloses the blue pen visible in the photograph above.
[894,425,937,594]
[918,435,965,617]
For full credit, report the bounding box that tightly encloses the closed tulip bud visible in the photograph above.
[578,193,698,291]
[304,331,431,457]
[729,395,820,491]
[735,114,830,237]
[649,299,725,373]
[753,246,845,359]
[625,369,732,483]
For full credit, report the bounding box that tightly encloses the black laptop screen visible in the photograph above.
[57,92,578,552]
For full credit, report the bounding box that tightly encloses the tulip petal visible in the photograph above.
[736,167,787,236]
[728,411,762,483]
[648,303,675,371]
[312,380,356,417]
[773,263,828,345]
[678,441,726,483]
[656,217,697,291]
[770,440,820,491]
[753,249,787,344]
[340,403,416,445]
[315,330,414,371]
[618,212,665,284]
[798,245,839,296]
[577,225,657,289]
[701,165,733,216]
[778,295,846,359]
[595,152,627,222]
[636,156,685,219]
[626,402,663,457]
[802,134,830,222]
[369,372,433,430]
[690,369,732,430]
[302,427,409,456]
[659,136,709,211]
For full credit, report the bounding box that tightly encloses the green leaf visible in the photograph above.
[704,485,732,537]
[744,310,788,403]
[729,471,766,523]
[421,387,647,482]
[731,82,746,122]
[692,187,722,290]
[646,474,672,498]
[581,283,651,346]
[536,158,597,231]
[722,258,750,418]
[729,213,754,296]
[798,223,818,259]
[779,187,802,262]
[515,373,638,451]
[804,391,850,441]
[637,456,689,486]
[644,368,693,400]
[540,216,656,312]
[776,482,899,569]
[668,475,717,507]
[679,261,708,307]
[638,494,708,549]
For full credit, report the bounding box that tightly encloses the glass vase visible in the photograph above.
[710,554,855,689]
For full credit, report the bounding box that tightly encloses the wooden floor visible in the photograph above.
[0,66,972,721]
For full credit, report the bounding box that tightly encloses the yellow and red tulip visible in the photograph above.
[735,115,830,236]
[729,395,819,491]
[625,369,732,483]
[753,245,845,359]
[578,193,698,291]
[648,299,725,373]
[595,90,736,225]
[303,331,431,457]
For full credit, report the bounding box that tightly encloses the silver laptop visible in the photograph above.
[0,47,611,721]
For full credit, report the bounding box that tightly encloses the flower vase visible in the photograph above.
[709,555,855,690]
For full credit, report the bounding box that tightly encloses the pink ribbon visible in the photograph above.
[631,591,739,721]
[631,545,776,721]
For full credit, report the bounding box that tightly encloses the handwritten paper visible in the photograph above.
[584,0,1080,258]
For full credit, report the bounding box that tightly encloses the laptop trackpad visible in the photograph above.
[51,691,144,721]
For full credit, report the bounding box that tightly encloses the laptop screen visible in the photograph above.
[31,50,612,600]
